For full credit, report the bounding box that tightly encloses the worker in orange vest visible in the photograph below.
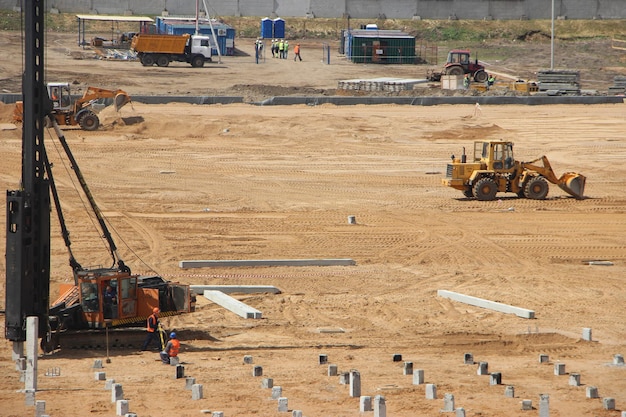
[141,307,160,351]
[293,43,302,62]
[160,332,180,364]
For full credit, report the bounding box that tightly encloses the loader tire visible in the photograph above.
[79,111,99,131]
[473,177,498,201]
[524,176,549,200]
[462,187,474,198]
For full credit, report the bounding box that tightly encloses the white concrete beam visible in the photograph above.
[438,290,535,319]
[180,259,355,268]
[203,290,262,319]
[190,285,281,295]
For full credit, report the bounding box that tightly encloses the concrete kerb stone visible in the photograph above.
[521,399,533,410]
[456,408,466,417]
[586,386,599,398]
[374,395,386,417]
[613,354,624,365]
[271,386,283,399]
[539,354,549,363]
[539,394,549,417]
[292,410,303,417]
[554,363,566,375]
[412,369,425,385]
[464,353,474,364]
[261,377,273,389]
[95,371,106,381]
[403,361,413,375]
[105,378,116,390]
[426,383,437,399]
[253,365,263,377]
[111,384,123,403]
[185,377,196,390]
[360,396,373,412]
[243,355,254,364]
[319,354,328,364]
[35,400,45,417]
[582,327,593,341]
[477,362,489,375]
[278,397,288,412]
[93,359,103,369]
[603,397,616,410]
[192,384,203,400]
[349,369,361,397]
[505,385,515,398]
[569,373,581,386]
[328,364,338,376]
[442,393,455,412]
[490,372,502,385]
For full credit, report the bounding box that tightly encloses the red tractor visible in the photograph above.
[427,49,488,83]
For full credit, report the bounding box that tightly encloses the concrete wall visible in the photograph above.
[3,0,625,19]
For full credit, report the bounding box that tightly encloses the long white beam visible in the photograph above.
[191,285,281,295]
[180,259,355,268]
[437,290,535,319]
[203,290,262,319]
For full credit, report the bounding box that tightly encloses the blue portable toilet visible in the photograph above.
[273,18,285,39]
[260,17,273,39]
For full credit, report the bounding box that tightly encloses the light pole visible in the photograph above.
[550,0,555,69]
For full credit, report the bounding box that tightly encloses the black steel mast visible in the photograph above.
[5,0,51,341]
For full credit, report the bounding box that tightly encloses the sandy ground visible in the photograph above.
[1,31,626,417]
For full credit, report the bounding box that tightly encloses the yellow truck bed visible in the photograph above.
[131,34,189,54]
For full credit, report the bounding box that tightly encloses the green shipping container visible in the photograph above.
[347,29,416,64]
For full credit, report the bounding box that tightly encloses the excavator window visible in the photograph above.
[81,282,99,312]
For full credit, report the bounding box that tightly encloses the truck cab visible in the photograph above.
[187,35,212,61]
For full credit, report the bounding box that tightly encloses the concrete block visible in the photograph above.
[105,379,116,390]
[374,395,386,417]
[169,356,180,366]
[319,354,328,364]
[25,390,35,406]
[125,414,138,417]
[456,408,466,417]
[328,364,338,376]
[292,411,302,417]
[569,373,580,386]
[614,354,624,365]
[490,372,502,385]
[586,386,599,398]
[505,385,515,398]
[539,394,549,417]
[349,370,361,397]
[621,411,626,417]
[539,354,549,363]
[93,359,103,369]
[95,371,106,381]
[261,378,273,389]
[412,369,424,385]
[243,355,253,364]
[278,397,288,412]
[253,365,263,376]
[271,386,282,399]
[392,353,402,362]
[111,384,123,403]
[360,396,372,412]
[35,400,45,417]
[521,399,532,410]
[403,361,413,375]
[212,413,224,417]
[116,400,129,416]
[339,372,349,384]
[477,361,489,375]
[442,393,455,412]
[437,289,535,319]
[554,363,565,375]
[425,383,437,399]
[603,397,615,410]
[185,377,196,390]
[192,384,203,400]
[582,327,592,341]
[176,364,185,379]
[464,353,474,364]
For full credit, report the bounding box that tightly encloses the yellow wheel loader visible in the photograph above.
[442,141,586,200]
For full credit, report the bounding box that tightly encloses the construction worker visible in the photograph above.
[284,40,289,59]
[160,332,180,364]
[293,43,302,61]
[463,73,470,89]
[141,307,160,351]
[486,74,496,90]
[278,39,284,59]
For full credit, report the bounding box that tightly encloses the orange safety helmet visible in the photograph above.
[153,307,160,314]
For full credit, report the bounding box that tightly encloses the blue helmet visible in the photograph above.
[170,332,177,339]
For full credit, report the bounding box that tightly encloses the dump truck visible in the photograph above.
[13,82,131,131]
[442,140,586,200]
[131,33,213,67]
[427,49,488,83]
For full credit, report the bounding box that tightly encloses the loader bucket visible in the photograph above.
[114,92,131,112]
[557,172,586,199]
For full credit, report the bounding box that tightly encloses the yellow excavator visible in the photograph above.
[13,82,131,131]
[442,140,586,200]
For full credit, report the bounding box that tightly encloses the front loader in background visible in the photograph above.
[442,140,586,200]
